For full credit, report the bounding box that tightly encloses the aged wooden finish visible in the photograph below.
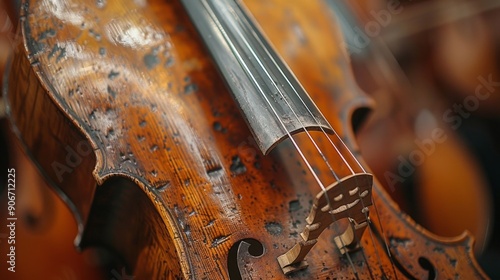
[3,0,489,279]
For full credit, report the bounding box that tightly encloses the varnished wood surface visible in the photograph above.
[3,0,490,279]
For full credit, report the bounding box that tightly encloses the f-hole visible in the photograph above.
[227,238,264,280]
[418,257,437,280]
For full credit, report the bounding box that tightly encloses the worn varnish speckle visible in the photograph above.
[4,0,490,279]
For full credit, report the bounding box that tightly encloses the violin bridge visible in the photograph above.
[277,173,373,275]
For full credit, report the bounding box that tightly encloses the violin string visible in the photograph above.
[337,1,405,276]
[205,0,367,276]
[247,28,357,176]
[354,176,393,279]
[200,0,333,189]
[229,2,368,182]
[360,39,408,280]
[242,6,392,276]
[252,0,402,274]
[239,6,356,177]
[371,194,399,279]
[229,7,366,279]
[330,133,366,173]
[341,193,375,280]
[242,17,380,277]
[226,3,363,275]
[331,127,400,278]
[295,0,398,275]
[360,248,376,280]
[234,3,385,278]
[345,0,430,276]
[383,0,500,42]
[237,51,359,276]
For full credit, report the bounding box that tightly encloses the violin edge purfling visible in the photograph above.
[2,0,492,278]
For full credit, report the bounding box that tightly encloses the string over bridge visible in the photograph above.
[181,0,333,155]
[277,173,373,275]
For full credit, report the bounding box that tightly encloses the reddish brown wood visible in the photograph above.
[3,0,489,279]
[0,127,106,280]
[343,0,493,255]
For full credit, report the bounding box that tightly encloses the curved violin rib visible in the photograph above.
[2,0,492,279]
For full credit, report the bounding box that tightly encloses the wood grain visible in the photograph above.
[3,0,489,278]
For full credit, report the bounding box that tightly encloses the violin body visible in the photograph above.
[0,127,107,280]
[4,0,489,278]
[336,0,493,255]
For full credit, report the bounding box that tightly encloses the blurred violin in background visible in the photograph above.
[334,0,500,277]
[0,0,499,279]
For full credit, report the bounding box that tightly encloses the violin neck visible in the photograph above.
[182,0,333,155]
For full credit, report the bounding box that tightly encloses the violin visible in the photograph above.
[329,0,493,256]
[0,127,107,280]
[1,1,109,278]
[2,0,490,279]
